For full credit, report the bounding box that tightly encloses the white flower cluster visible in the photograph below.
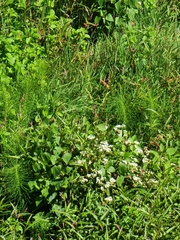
[99,141,113,153]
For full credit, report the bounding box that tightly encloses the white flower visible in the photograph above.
[101,186,105,191]
[81,178,88,183]
[125,139,131,145]
[110,177,116,185]
[104,196,113,202]
[129,162,138,168]
[134,141,140,145]
[105,182,110,188]
[149,178,158,184]
[117,130,123,137]
[77,159,85,165]
[133,176,143,185]
[103,158,108,164]
[87,135,95,140]
[114,124,126,131]
[97,170,103,175]
[87,174,92,178]
[96,177,102,184]
[142,157,149,163]
[135,147,143,155]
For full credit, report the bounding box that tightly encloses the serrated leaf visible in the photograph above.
[62,152,72,164]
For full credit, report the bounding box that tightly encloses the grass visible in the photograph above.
[0,1,180,239]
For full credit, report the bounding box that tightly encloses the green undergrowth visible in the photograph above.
[0,0,180,239]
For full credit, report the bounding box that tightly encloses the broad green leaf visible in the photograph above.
[115,0,121,13]
[96,123,108,131]
[107,166,115,173]
[166,147,178,156]
[98,0,105,7]
[115,17,122,26]
[62,152,72,164]
[160,143,165,152]
[41,188,49,198]
[116,175,125,187]
[50,155,57,165]
[48,192,57,203]
[119,163,128,175]
[51,165,61,178]
[18,0,26,8]
[106,13,114,22]
[66,166,72,174]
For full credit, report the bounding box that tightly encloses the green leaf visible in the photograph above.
[119,163,128,175]
[107,166,115,173]
[166,147,178,156]
[6,53,16,65]
[48,192,57,203]
[115,0,121,13]
[66,166,73,174]
[116,175,125,187]
[41,188,49,198]
[115,17,122,26]
[50,155,57,165]
[96,123,108,131]
[98,0,105,7]
[62,152,72,164]
[106,13,114,22]
[51,165,61,178]
[35,196,43,207]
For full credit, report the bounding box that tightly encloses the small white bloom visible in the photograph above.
[97,170,103,175]
[135,147,143,155]
[129,162,138,168]
[114,124,126,131]
[104,196,113,202]
[96,177,102,184]
[77,159,85,165]
[103,158,108,164]
[81,178,88,183]
[87,174,92,178]
[101,186,105,191]
[105,182,110,188]
[149,178,158,184]
[142,157,148,163]
[117,130,123,137]
[125,139,131,145]
[134,141,140,145]
[110,177,116,185]
[133,176,140,181]
[87,135,95,140]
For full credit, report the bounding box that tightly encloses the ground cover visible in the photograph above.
[0,0,180,239]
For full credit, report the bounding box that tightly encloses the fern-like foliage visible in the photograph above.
[2,158,32,210]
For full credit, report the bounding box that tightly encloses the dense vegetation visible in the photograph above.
[0,0,180,239]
